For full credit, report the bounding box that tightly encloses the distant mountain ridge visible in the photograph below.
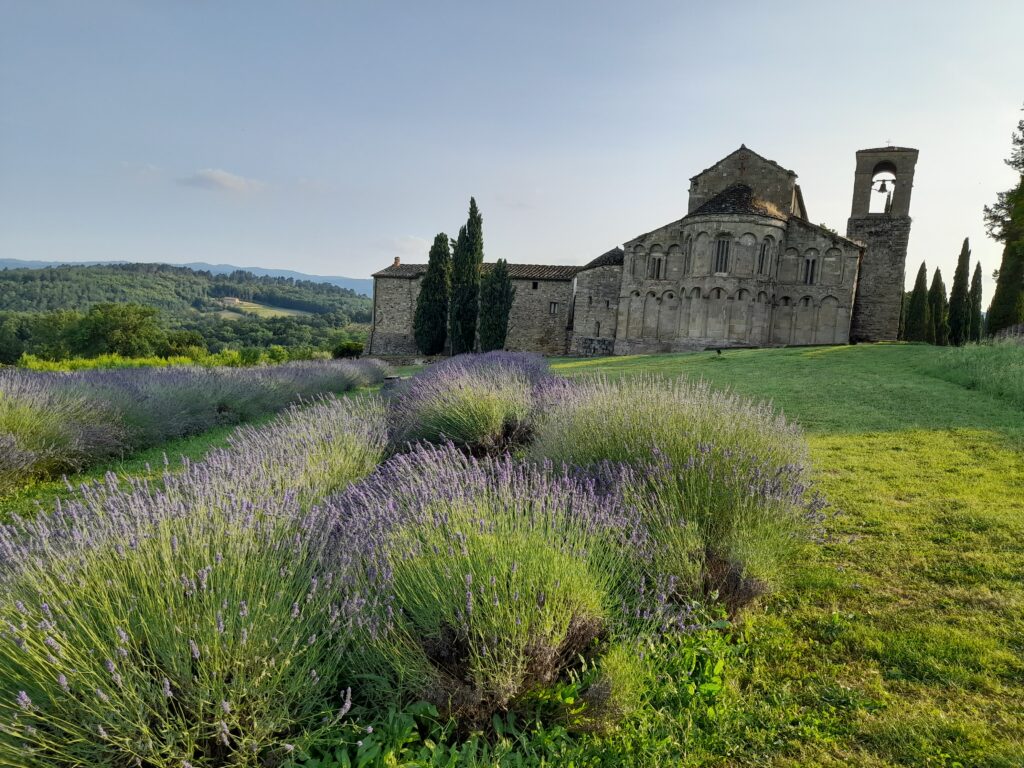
[0,258,373,297]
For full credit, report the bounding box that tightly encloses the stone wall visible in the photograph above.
[570,264,621,354]
[574,336,615,356]
[505,278,575,355]
[687,147,798,215]
[847,215,912,342]
[367,276,422,356]
[367,274,574,356]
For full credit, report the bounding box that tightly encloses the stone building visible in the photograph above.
[367,145,917,357]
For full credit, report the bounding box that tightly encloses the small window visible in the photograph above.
[595,321,601,336]
[647,255,664,279]
[531,281,539,290]
[683,237,693,274]
[714,238,731,273]
[549,301,558,315]
[587,295,592,306]
[605,299,610,309]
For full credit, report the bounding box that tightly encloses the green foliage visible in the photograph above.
[948,238,972,345]
[332,341,364,359]
[928,267,950,346]
[969,261,984,342]
[904,262,932,342]
[982,110,1023,243]
[413,233,452,355]
[0,397,387,767]
[986,240,1024,335]
[928,339,1024,409]
[478,258,515,352]
[0,262,370,317]
[450,199,484,355]
[528,376,814,608]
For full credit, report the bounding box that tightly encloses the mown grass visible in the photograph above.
[552,344,1024,766]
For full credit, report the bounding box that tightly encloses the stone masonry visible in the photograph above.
[367,145,918,356]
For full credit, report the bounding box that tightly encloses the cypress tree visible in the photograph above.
[904,262,931,342]
[969,262,984,342]
[478,259,516,352]
[947,238,972,345]
[987,238,1024,334]
[928,268,949,346]
[449,198,484,354]
[413,233,451,355]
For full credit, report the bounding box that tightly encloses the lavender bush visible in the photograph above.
[326,443,658,726]
[0,358,387,494]
[0,394,388,767]
[387,352,550,455]
[528,376,821,609]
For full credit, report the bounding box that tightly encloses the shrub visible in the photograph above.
[528,376,820,610]
[328,443,658,727]
[387,352,550,455]
[332,340,364,359]
[0,394,387,767]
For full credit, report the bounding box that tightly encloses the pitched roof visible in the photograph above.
[786,216,865,250]
[856,146,918,154]
[581,247,624,270]
[373,262,579,281]
[689,144,796,181]
[686,183,788,220]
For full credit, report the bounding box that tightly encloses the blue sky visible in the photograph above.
[1,1,1021,299]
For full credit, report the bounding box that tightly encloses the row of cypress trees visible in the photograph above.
[902,241,984,345]
[412,198,516,356]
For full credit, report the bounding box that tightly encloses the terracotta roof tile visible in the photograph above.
[373,262,579,281]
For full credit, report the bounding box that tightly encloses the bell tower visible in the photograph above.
[847,146,919,342]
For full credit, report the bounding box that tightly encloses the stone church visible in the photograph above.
[367,145,918,357]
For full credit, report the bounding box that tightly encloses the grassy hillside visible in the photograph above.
[0,262,371,319]
[552,345,1024,766]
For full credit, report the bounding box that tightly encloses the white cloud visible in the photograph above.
[178,168,266,194]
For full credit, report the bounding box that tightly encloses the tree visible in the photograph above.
[449,198,484,354]
[413,233,452,355]
[73,303,165,357]
[947,238,972,345]
[985,109,1024,335]
[904,262,931,342]
[928,268,949,346]
[478,259,516,352]
[969,262,984,342]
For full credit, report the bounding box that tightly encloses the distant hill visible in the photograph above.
[0,262,371,323]
[0,259,373,297]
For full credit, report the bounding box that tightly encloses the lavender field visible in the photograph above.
[0,359,387,494]
[0,352,826,766]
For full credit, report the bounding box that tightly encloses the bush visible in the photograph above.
[328,443,660,727]
[0,394,387,767]
[332,340,364,359]
[387,352,550,455]
[528,376,820,610]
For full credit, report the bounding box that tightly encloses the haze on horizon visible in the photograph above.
[1,1,1021,300]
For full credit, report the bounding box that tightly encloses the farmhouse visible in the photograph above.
[367,145,918,356]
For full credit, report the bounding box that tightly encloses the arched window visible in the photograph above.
[803,257,817,285]
[758,237,773,275]
[595,321,601,336]
[870,161,898,214]
[714,236,731,273]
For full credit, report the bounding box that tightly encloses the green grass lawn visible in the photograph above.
[553,345,1024,766]
[4,345,1019,765]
